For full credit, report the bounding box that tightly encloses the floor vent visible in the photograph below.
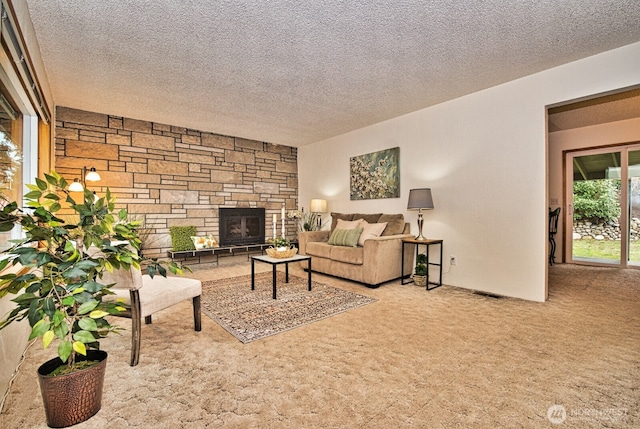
[473,291,502,299]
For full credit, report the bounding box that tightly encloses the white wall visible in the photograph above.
[548,117,640,260]
[0,274,30,406]
[299,42,640,302]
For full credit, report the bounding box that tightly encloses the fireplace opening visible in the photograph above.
[219,208,265,246]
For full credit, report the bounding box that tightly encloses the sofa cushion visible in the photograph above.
[330,245,364,265]
[327,227,363,247]
[358,221,388,246]
[378,214,405,235]
[305,241,333,259]
[330,212,354,231]
[352,213,382,224]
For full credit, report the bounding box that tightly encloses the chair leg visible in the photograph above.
[145,315,152,324]
[193,295,202,331]
[130,290,142,366]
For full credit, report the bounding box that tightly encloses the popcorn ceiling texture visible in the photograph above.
[0,263,638,428]
[54,107,298,259]
[26,1,640,146]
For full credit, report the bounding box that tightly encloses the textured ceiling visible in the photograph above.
[25,0,640,147]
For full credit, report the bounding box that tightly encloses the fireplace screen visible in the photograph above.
[219,208,265,246]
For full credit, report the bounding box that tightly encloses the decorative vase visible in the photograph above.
[413,275,427,286]
[37,350,108,428]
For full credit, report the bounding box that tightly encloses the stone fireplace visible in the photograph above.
[219,208,266,246]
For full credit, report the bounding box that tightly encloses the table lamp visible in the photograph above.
[407,188,434,241]
[310,198,327,229]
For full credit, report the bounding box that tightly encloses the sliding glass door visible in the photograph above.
[567,145,640,267]
[628,150,640,266]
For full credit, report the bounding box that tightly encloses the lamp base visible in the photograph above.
[414,210,427,241]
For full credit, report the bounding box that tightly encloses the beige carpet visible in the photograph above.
[1,263,638,428]
[201,272,377,343]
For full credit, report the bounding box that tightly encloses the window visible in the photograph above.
[0,83,22,251]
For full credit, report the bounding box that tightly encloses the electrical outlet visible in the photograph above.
[450,255,457,266]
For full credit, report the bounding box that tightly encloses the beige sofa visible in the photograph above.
[298,213,414,287]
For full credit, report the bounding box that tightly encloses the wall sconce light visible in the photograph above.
[68,178,84,192]
[407,188,434,241]
[84,167,101,182]
[69,166,101,192]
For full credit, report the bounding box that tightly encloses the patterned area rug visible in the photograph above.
[201,272,377,343]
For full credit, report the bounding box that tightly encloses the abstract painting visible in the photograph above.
[350,147,400,200]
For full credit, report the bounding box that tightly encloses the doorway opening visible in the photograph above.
[565,145,640,267]
[548,86,640,269]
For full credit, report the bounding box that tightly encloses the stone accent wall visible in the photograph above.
[573,218,640,241]
[54,107,298,258]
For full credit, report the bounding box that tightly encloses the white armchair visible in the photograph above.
[95,252,202,366]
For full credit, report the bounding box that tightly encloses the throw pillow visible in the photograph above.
[335,218,364,230]
[327,227,364,247]
[170,226,197,251]
[357,221,388,246]
[330,212,355,232]
[190,235,219,249]
[378,214,405,236]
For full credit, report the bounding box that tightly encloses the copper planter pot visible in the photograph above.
[37,350,108,428]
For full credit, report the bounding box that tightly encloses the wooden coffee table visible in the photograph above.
[250,254,312,299]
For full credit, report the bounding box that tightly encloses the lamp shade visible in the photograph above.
[68,178,84,192]
[407,188,434,209]
[310,198,327,213]
[85,167,101,182]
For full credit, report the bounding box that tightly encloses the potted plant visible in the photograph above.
[0,172,182,427]
[413,253,428,286]
[273,236,290,251]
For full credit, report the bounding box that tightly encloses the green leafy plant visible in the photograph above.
[287,208,327,232]
[573,179,621,222]
[414,253,427,276]
[128,213,164,257]
[272,236,290,248]
[300,212,323,232]
[0,172,183,373]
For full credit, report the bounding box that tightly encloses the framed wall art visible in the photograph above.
[350,147,400,200]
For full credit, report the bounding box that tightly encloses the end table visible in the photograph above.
[401,238,443,290]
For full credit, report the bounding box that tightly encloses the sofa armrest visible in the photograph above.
[298,230,330,254]
[365,233,413,243]
[361,233,414,284]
